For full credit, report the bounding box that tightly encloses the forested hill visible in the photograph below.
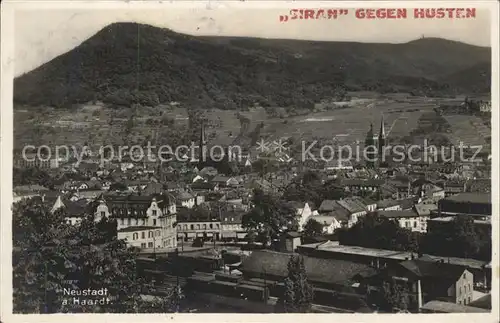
[14,22,491,109]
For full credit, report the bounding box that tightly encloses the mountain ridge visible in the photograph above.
[14,22,491,109]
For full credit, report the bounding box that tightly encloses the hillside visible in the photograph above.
[14,22,491,109]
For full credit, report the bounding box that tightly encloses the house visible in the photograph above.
[13,184,49,202]
[287,201,314,231]
[305,215,342,234]
[414,202,438,219]
[117,226,163,249]
[176,209,221,242]
[50,196,89,226]
[104,193,177,249]
[220,210,246,241]
[387,179,412,199]
[378,210,428,233]
[337,198,368,226]
[382,259,475,310]
[317,200,351,227]
[341,179,385,196]
[211,175,239,188]
[191,181,219,192]
[377,199,402,211]
[418,183,445,199]
[442,180,467,196]
[176,191,195,209]
[361,197,377,212]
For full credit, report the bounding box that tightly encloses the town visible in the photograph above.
[12,95,492,313]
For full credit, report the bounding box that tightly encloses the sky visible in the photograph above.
[14,7,492,76]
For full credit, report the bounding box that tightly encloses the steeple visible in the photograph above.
[378,115,386,164]
[51,195,65,213]
[379,115,386,139]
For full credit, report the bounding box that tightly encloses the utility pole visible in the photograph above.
[175,247,180,312]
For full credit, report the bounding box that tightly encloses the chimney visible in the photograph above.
[417,279,423,311]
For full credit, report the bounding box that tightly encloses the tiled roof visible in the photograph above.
[399,259,466,280]
[414,203,437,216]
[378,210,419,219]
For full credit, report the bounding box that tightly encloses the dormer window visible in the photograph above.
[153,210,157,216]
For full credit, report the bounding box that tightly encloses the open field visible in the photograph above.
[14,94,490,154]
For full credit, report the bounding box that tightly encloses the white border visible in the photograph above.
[1,1,498,322]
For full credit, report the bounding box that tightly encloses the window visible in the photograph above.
[196,224,200,230]
[148,231,153,238]
[216,224,220,229]
[133,233,138,240]
[153,219,157,226]
[148,242,153,248]
[121,219,125,225]
[141,243,146,248]
[459,287,462,295]
[156,230,160,237]
[127,218,131,225]
[141,232,145,239]
[183,225,188,230]
[101,211,105,218]
[210,223,213,229]
[191,224,194,230]
[468,297,471,304]
[203,224,207,230]
[153,210,157,216]
[413,221,417,228]
[135,219,139,225]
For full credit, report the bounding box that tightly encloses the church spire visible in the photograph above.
[379,115,386,139]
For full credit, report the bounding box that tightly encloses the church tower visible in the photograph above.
[378,115,386,158]
[365,123,376,168]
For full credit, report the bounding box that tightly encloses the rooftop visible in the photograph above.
[299,242,488,269]
[443,192,491,205]
[118,226,160,233]
[378,210,419,219]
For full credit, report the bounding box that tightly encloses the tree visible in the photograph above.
[276,255,314,313]
[109,182,128,191]
[338,213,420,252]
[242,189,297,247]
[452,215,481,258]
[12,198,177,313]
[379,279,410,312]
[303,219,324,237]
